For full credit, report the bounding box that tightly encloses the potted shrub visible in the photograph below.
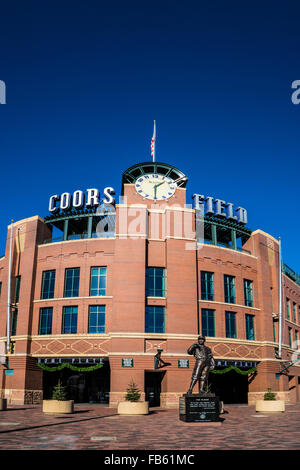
[255,388,285,413]
[42,380,74,414]
[117,380,149,415]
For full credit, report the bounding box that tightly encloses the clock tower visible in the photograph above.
[121,161,188,208]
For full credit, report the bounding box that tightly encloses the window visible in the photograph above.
[62,306,78,334]
[225,311,237,338]
[244,279,253,307]
[88,305,105,333]
[201,272,214,301]
[273,319,277,342]
[224,275,235,303]
[64,268,80,297]
[270,287,273,312]
[146,268,165,297]
[288,327,292,347]
[145,306,165,333]
[295,330,299,347]
[41,270,56,299]
[11,308,18,336]
[245,314,255,340]
[201,309,215,337]
[90,267,107,296]
[39,307,53,335]
[14,275,21,304]
[293,303,296,323]
[286,298,290,320]
[0,281,2,296]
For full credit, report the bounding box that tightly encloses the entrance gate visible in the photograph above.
[145,371,165,407]
[209,370,248,404]
[42,361,110,403]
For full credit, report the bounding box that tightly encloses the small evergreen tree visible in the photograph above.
[264,387,276,401]
[125,379,141,402]
[52,380,68,401]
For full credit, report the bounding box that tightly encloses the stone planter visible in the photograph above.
[255,400,285,413]
[0,398,7,411]
[117,401,149,415]
[42,400,74,414]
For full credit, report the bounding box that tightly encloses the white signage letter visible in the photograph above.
[73,190,85,209]
[235,207,247,224]
[86,189,100,208]
[103,187,115,205]
[49,195,60,213]
[205,197,214,215]
[192,194,205,210]
[226,202,238,220]
[60,192,72,210]
[214,199,227,217]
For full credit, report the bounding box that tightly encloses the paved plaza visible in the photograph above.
[0,402,299,451]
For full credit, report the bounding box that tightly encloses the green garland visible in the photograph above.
[37,362,104,373]
[37,363,256,375]
[210,366,257,375]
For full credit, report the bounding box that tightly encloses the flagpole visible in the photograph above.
[278,236,282,359]
[151,120,156,162]
[7,220,14,354]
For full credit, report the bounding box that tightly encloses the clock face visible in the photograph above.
[135,173,177,200]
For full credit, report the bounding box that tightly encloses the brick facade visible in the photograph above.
[0,170,299,407]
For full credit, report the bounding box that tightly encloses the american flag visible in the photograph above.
[151,120,156,162]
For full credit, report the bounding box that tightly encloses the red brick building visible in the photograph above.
[0,161,299,407]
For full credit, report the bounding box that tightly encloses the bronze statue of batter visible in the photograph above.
[187,335,215,394]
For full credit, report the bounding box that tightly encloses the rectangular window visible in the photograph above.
[90,267,107,296]
[225,311,237,338]
[39,307,53,335]
[64,268,80,297]
[286,298,290,320]
[11,308,18,336]
[0,281,2,296]
[146,268,165,297]
[62,306,78,334]
[224,275,235,303]
[201,271,214,301]
[273,319,276,342]
[288,327,292,347]
[270,287,273,312]
[41,270,56,299]
[145,306,165,333]
[88,305,105,333]
[201,309,215,337]
[295,330,299,347]
[293,302,296,323]
[245,314,255,340]
[244,279,253,307]
[14,275,21,304]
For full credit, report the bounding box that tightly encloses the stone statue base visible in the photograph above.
[179,393,221,423]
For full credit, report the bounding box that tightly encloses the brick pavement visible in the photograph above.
[0,402,299,451]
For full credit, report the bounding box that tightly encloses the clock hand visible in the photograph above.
[154,181,165,189]
[153,181,165,199]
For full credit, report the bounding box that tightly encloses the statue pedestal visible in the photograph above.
[179,393,221,423]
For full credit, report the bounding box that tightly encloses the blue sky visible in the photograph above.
[0,0,299,271]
